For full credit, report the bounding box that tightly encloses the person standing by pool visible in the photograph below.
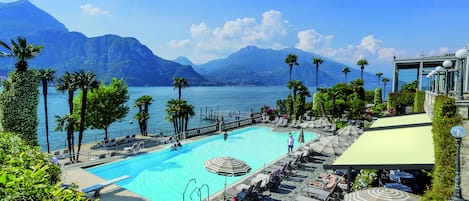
[223,131,228,141]
[287,132,294,153]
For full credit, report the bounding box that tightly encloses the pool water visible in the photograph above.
[88,126,318,201]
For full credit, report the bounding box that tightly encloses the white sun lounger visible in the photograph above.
[82,175,130,198]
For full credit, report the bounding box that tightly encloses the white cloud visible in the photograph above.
[169,10,289,63]
[295,29,334,52]
[80,4,110,16]
[169,39,192,48]
[428,47,449,56]
[357,35,381,54]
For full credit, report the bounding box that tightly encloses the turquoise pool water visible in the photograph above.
[88,126,318,201]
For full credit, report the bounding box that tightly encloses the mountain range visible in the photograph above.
[0,0,381,88]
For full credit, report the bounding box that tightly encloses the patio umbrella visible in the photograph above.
[204,156,251,200]
[337,125,363,138]
[298,128,305,143]
[344,187,420,201]
[310,136,351,155]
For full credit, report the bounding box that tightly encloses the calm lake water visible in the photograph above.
[37,86,298,151]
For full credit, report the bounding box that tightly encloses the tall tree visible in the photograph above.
[0,37,42,146]
[38,68,55,153]
[134,95,153,136]
[342,67,351,83]
[356,59,369,81]
[79,78,129,139]
[55,72,78,161]
[74,70,98,161]
[285,54,299,83]
[54,114,77,161]
[173,77,189,100]
[165,99,195,135]
[0,36,43,71]
[312,57,324,90]
[382,77,390,101]
[375,72,383,88]
[287,80,303,101]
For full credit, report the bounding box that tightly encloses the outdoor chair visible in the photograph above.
[123,143,138,153]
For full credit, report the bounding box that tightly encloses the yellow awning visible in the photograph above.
[327,113,434,170]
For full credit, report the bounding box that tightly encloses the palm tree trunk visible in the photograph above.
[344,74,347,83]
[42,81,50,153]
[316,65,319,90]
[360,66,364,80]
[383,83,387,101]
[178,88,182,100]
[289,64,292,83]
[77,89,88,161]
[104,127,109,140]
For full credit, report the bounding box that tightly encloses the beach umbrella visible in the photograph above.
[310,136,351,155]
[204,156,251,200]
[298,128,305,143]
[344,187,420,201]
[337,125,363,138]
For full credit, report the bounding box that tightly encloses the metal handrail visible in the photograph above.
[183,178,196,201]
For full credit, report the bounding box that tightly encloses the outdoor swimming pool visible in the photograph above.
[88,126,318,201]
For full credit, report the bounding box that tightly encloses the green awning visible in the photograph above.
[326,113,434,170]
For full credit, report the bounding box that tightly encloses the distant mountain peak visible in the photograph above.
[173,56,194,66]
[0,0,68,38]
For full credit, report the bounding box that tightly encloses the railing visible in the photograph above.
[53,113,262,165]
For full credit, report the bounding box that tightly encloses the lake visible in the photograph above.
[37,86,299,151]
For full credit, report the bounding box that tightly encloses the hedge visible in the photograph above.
[422,95,461,200]
[413,90,425,113]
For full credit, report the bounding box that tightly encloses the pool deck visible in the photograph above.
[60,124,339,200]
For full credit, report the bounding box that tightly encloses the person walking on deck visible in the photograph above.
[287,132,294,153]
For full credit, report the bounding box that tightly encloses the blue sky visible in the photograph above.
[4,0,469,76]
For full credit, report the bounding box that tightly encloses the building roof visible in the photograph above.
[325,113,434,170]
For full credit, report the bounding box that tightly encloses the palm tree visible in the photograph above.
[285,54,299,83]
[56,72,79,161]
[382,77,390,101]
[376,72,383,88]
[75,70,99,161]
[38,68,55,153]
[54,114,77,162]
[173,77,189,100]
[342,67,351,83]
[287,80,302,100]
[134,95,153,136]
[312,57,324,90]
[356,59,369,81]
[0,36,43,71]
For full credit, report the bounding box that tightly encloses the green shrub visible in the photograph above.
[422,95,461,201]
[352,169,378,191]
[0,70,39,146]
[388,92,415,114]
[0,132,87,200]
[413,90,425,113]
[373,88,382,105]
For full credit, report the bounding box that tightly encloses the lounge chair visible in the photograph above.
[275,117,284,126]
[271,116,280,125]
[82,175,130,198]
[279,118,288,127]
[123,143,138,153]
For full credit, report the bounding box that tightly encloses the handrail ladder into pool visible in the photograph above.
[81,175,130,198]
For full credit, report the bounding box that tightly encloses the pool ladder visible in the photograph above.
[183,178,210,201]
[190,184,209,201]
